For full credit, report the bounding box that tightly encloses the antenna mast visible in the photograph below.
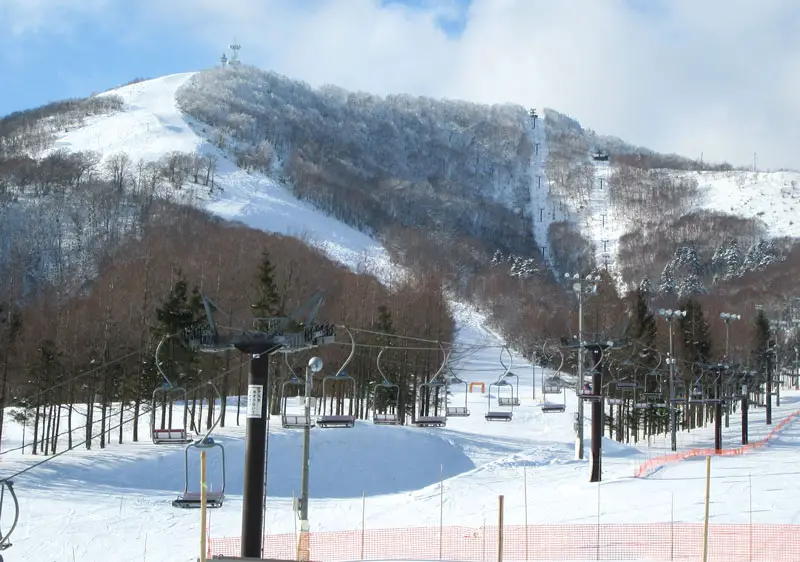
[229,38,241,66]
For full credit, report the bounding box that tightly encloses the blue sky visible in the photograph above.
[0,0,471,116]
[1,0,798,170]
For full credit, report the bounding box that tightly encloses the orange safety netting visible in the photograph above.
[208,523,800,561]
[634,409,800,478]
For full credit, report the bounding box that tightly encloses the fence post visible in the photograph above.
[523,467,528,561]
[748,472,753,562]
[361,490,366,560]
[200,450,207,562]
[596,483,600,561]
[670,493,674,561]
[440,464,444,561]
[498,495,504,562]
[702,456,711,562]
[482,517,486,562]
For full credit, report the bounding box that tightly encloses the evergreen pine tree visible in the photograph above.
[252,251,281,318]
[678,297,712,379]
[251,251,283,332]
[752,309,772,377]
[153,270,204,385]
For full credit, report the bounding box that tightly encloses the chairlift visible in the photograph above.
[688,377,706,405]
[373,381,401,425]
[172,436,226,508]
[281,377,315,429]
[416,379,447,427]
[615,376,638,391]
[318,328,357,428]
[445,372,470,417]
[150,385,194,444]
[0,479,19,552]
[497,346,520,406]
[607,397,623,406]
[173,382,226,509]
[486,380,514,421]
[541,374,565,413]
[318,372,357,428]
[499,372,521,406]
[667,377,684,399]
[151,336,195,444]
[579,382,602,402]
[373,348,402,425]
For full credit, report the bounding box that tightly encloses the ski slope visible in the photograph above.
[2,301,800,561]
[6,73,800,562]
[47,72,398,285]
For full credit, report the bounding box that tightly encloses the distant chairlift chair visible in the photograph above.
[541,375,566,413]
[317,371,357,428]
[373,347,402,425]
[486,379,515,421]
[499,372,521,406]
[281,376,315,429]
[415,379,447,427]
[172,436,226,508]
[445,374,470,417]
[151,385,194,445]
[373,380,401,425]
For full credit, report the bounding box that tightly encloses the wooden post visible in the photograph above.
[523,467,529,561]
[361,491,366,560]
[498,495,504,562]
[439,464,444,561]
[200,450,207,562]
[702,456,711,562]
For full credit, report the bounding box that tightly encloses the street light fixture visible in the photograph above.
[719,313,741,360]
[658,308,686,452]
[719,312,741,428]
[565,272,601,460]
[299,356,323,535]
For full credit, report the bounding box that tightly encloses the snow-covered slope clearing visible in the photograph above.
[47,72,397,284]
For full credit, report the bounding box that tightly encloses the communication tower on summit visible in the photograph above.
[229,39,242,66]
[220,52,228,68]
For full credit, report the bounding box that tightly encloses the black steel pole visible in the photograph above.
[766,347,773,426]
[241,347,275,558]
[589,345,603,483]
[741,378,749,445]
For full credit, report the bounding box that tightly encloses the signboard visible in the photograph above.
[246,384,264,418]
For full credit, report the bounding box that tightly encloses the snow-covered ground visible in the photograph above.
[47,72,398,285]
[1,301,799,561]
[6,73,800,562]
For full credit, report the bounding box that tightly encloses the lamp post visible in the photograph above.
[298,356,323,536]
[565,272,601,460]
[658,308,686,452]
[719,312,741,428]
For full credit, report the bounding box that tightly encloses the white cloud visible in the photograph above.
[83,0,800,168]
[1,0,109,35]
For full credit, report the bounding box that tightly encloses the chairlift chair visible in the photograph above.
[445,374,470,417]
[615,376,638,391]
[416,379,447,427]
[486,380,514,421]
[579,382,602,402]
[688,378,706,405]
[373,380,401,425]
[151,385,194,444]
[541,375,566,413]
[173,436,226,508]
[318,371,357,428]
[281,376,315,429]
[499,372,521,406]
[607,397,624,406]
